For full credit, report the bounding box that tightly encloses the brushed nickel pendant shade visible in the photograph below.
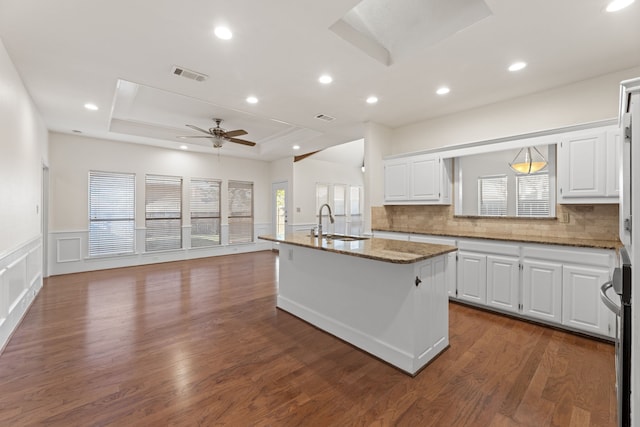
[509,147,547,174]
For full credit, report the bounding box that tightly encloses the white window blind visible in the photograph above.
[517,173,550,217]
[315,183,329,213]
[333,184,346,215]
[88,171,135,257]
[145,175,182,252]
[228,181,253,244]
[191,178,221,247]
[478,175,507,216]
[350,186,361,216]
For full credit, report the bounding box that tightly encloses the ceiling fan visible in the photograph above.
[177,118,256,148]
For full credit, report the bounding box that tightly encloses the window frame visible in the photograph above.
[228,180,254,244]
[477,174,508,217]
[88,170,136,258]
[145,174,183,252]
[516,172,550,217]
[190,178,222,248]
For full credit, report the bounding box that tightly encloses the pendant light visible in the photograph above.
[509,147,547,174]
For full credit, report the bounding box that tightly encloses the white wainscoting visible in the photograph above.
[49,223,272,276]
[0,236,43,353]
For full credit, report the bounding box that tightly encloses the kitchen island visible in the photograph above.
[259,232,457,375]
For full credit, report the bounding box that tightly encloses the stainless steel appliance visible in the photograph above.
[602,77,640,427]
[601,248,632,427]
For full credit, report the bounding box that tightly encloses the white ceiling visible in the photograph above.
[0,0,639,162]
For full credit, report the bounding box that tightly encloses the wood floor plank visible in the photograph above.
[0,252,617,426]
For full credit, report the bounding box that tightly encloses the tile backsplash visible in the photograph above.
[371,204,619,242]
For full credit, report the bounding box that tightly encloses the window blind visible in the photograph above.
[88,171,135,257]
[478,175,507,216]
[190,178,221,247]
[145,175,182,252]
[228,181,253,244]
[316,183,328,213]
[350,186,361,216]
[333,184,346,215]
[517,173,550,217]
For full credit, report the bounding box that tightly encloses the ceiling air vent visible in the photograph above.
[171,65,208,82]
[315,114,336,122]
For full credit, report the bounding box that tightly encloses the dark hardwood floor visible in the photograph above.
[0,251,616,426]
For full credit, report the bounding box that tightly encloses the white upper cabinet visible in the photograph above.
[557,126,619,203]
[410,155,440,200]
[383,158,410,201]
[383,154,451,205]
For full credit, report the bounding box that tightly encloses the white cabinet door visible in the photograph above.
[558,131,607,200]
[562,265,613,337]
[486,255,520,313]
[415,257,448,359]
[384,158,409,201]
[410,234,457,297]
[522,259,562,323]
[605,129,621,198]
[457,252,486,304]
[410,155,440,201]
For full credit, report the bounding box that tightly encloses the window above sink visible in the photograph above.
[454,145,557,218]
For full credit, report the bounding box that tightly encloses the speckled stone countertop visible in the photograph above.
[372,228,622,250]
[258,233,457,264]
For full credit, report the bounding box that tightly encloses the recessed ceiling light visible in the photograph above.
[606,0,634,12]
[508,61,527,72]
[292,145,301,150]
[180,145,188,150]
[214,26,233,40]
[319,75,333,84]
[436,87,450,95]
[84,103,98,111]
[366,96,378,104]
[246,96,258,104]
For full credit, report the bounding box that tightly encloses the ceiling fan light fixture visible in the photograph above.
[509,147,547,174]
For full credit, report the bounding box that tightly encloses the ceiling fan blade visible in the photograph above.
[186,124,212,135]
[177,135,216,139]
[228,137,256,147]
[224,129,248,138]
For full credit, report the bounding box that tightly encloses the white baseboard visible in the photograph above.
[48,223,272,275]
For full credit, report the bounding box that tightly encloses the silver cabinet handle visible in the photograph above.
[600,280,620,316]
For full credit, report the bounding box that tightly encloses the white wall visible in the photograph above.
[363,121,393,232]
[48,132,272,274]
[392,66,640,155]
[0,39,48,253]
[292,157,364,229]
[0,37,47,352]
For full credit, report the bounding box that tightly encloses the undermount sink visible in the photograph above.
[323,234,369,241]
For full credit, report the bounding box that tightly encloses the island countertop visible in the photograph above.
[258,232,457,264]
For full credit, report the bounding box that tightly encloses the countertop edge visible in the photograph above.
[258,235,457,264]
[371,228,622,250]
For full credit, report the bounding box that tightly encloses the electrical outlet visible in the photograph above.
[559,212,570,223]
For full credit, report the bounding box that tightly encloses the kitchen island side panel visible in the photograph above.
[276,243,448,374]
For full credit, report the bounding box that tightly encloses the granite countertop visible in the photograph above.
[258,233,457,264]
[372,228,622,250]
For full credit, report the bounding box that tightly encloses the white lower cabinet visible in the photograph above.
[409,235,457,297]
[486,255,520,313]
[457,252,487,304]
[522,259,563,323]
[562,265,612,337]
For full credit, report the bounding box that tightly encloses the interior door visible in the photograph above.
[272,181,288,237]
